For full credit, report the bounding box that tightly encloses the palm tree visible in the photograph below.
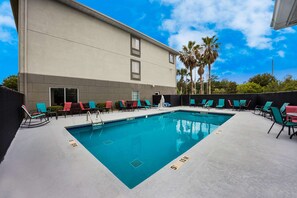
[179,41,200,94]
[176,68,188,94]
[194,49,206,94]
[202,35,220,94]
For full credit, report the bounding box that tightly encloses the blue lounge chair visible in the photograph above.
[268,107,297,138]
[204,100,213,108]
[233,100,241,110]
[216,99,225,108]
[198,99,207,107]
[190,99,195,107]
[254,101,273,116]
[280,102,290,116]
[145,99,157,108]
[137,100,146,109]
[89,101,99,112]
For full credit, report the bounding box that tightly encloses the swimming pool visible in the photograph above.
[67,111,232,188]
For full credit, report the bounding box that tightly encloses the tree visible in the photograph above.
[248,73,276,87]
[202,35,220,95]
[176,68,189,94]
[2,75,18,91]
[179,41,200,94]
[279,75,297,91]
[236,82,262,93]
[195,51,206,94]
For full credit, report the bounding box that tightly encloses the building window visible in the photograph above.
[132,91,140,101]
[50,88,78,106]
[169,53,174,64]
[131,35,141,57]
[131,60,141,80]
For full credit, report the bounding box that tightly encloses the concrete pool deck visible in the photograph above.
[0,107,296,198]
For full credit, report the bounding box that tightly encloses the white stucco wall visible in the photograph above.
[24,0,176,87]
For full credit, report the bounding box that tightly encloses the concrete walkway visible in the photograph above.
[0,107,296,198]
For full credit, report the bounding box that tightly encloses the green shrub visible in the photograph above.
[96,102,106,109]
[47,106,63,112]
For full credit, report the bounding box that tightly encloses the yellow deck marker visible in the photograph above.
[69,140,78,147]
[170,156,189,170]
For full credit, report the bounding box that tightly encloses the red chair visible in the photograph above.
[227,100,233,109]
[79,102,90,114]
[104,101,113,113]
[59,102,72,118]
[286,106,297,122]
[132,101,138,111]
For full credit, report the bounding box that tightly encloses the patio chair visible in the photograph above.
[103,101,113,113]
[197,99,207,107]
[145,100,157,108]
[190,99,196,107]
[227,99,233,109]
[164,102,171,107]
[21,105,49,127]
[233,100,241,110]
[79,102,91,114]
[254,101,273,115]
[137,100,146,109]
[89,101,99,113]
[36,102,57,119]
[58,102,72,118]
[240,100,246,108]
[216,99,225,108]
[241,100,251,110]
[280,102,290,116]
[267,107,297,138]
[119,100,127,111]
[203,100,213,108]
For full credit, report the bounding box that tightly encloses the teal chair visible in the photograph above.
[198,99,207,107]
[145,100,157,108]
[240,100,246,106]
[280,102,290,116]
[216,99,225,108]
[137,100,146,109]
[89,101,99,112]
[36,103,47,113]
[204,100,213,108]
[190,99,195,106]
[268,107,297,138]
[233,100,241,110]
[254,101,273,115]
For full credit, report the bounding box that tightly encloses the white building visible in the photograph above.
[10,0,178,109]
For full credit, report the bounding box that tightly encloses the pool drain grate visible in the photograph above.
[130,159,143,168]
[170,156,189,170]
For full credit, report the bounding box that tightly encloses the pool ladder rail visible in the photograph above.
[86,111,104,127]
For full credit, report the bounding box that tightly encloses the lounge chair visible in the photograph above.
[137,100,146,109]
[198,99,207,107]
[89,101,99,113]
[233,100,241,110]
[241,100,251,110]
[79,102,91,114]
[36,102,57,119]
[21,105,49,127]
[216,99,225,108]
[240,100,246,108]
[190,99,195,107]
[227,99,233,109]
[268,107,297,138]
[203,100,213,108]
[144,100,157,108]
[254,101,273,115]
[164,102,171,107]
[119,100,127,111]
[280,102,290,116]
[58,102,72,118]
[103,101,113,113]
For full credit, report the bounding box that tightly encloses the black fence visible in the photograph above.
[0,86,24,162]
[152,91,297,109]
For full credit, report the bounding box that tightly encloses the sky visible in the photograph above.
[0,0,297,83]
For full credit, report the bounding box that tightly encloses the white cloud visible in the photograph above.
[157,0,278,50]
[277,50,285,58]
[0,1,16,43]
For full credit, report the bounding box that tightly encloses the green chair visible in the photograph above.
[203,100,213,108]
[268,107,297,138]
[254,101,273,115]
[198,99,207,107]
[190,99,196,106]
[216,99,225,108]
[280,102,290,116]
[145,99,157,108]
[233,100,241,110]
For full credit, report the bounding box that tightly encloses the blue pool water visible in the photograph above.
[67,111,232,188]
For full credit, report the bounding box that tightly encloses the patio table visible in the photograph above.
[287,113,297,139]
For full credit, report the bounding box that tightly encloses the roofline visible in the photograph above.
[10,0,179,54]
